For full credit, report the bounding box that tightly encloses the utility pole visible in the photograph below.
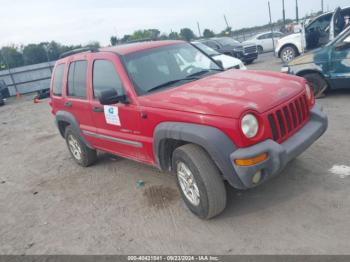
[268,1,275,51]
[296,0,299,22]
[197,22,201,38]
[282,0,286,25]
[321,0,324,12]
[223,14,229,28]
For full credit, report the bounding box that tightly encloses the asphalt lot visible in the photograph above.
[0,52,350,255]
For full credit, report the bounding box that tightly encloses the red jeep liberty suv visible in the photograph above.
[50,40,327,219]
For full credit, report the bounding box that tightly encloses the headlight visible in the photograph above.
[305,84,312,100]
[239,62,247,70]
[241,114,259,138]
[281,66,289,73]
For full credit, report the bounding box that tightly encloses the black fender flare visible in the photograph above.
[153,122,245,189]
[55,111,93,148]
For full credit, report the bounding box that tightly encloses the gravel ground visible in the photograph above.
[0,53,349,255]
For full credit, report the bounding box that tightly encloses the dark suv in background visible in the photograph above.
[199,37,258,64]
[0,80,9,106]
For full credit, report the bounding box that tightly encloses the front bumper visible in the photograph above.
[230,104,327,189]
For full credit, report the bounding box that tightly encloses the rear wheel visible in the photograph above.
[172,144,227,219]
[64,126,97,167]
[280,45,298,63]
[302,73,328,98]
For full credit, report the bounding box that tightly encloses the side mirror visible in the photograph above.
[97,89,128,105]
[214,59,224,69]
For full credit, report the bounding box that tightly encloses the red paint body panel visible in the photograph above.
[50,41,313,166]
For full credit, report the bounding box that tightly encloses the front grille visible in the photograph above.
[244,45,257,54]
[268,94,310,142]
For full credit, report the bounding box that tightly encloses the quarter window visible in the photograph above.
[93,60,124,97]
[67,60,88,99]
[52,64,65,96]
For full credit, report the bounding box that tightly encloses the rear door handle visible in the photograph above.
[64,101,72,107]
[92,106,104,113]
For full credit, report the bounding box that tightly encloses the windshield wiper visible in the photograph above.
[147,76,199,93]
[187,68,223,78]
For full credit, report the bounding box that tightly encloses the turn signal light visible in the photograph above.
[234,153,268,167]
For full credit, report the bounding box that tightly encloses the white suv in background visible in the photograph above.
[276,6,350,63]
[244,31,284,53]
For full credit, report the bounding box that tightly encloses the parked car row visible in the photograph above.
[276,6,350,63]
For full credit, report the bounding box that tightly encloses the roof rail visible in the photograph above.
[59,47,98,59]
[126,38,153,44]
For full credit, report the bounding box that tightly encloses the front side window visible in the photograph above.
[93,60,124,97]
[67,60,87,99]
[124,43,221,95]
[52,64,65,96]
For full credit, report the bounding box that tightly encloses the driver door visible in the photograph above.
[330,7,343,41]
[329,32,350,89]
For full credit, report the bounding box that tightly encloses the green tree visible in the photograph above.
[0,46,24,68]
[85,41,100,49]
[203,29,215,38]
[148,29,160,40]
[23,44,48,65]
[110,36,118,46]
[180,28,196,41]
[168,31,180,40]
[129,30,152,41]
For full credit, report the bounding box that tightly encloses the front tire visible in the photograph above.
[257,46,263,54]
[280,45,298,63]
[64,126,97,167]
[302,73,328,98]
[172,144,227,219]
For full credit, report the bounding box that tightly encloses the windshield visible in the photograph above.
[192,42,220,56]
[215,38,240,46]
[124,43,221,95]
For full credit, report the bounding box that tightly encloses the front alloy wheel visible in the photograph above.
[177,161,200,206]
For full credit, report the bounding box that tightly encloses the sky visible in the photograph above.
[0,0,349,47]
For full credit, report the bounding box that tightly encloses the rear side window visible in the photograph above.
[93,60,124,97]
[67,60,88,99]
[52,64,65,96]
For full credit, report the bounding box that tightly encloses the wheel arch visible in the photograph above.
[153,122,245,189]
[55,111,93,149]
[296,69,331,90]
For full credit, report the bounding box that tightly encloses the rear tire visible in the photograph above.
[172,144,227,219]
[280,45,298,63]
[302,73,328,98]
[64,126,97,167]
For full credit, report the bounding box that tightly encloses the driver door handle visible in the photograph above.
[64,101,72,107]
[92,106,104,113]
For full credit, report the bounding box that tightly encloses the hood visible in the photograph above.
[138,70,305,119]
[242,41,256,46]
[278,33,301,43]
[288,47,328,66]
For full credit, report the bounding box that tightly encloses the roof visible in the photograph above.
[101,40,185,56]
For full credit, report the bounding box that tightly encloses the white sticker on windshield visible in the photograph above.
[104,106,120,126]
